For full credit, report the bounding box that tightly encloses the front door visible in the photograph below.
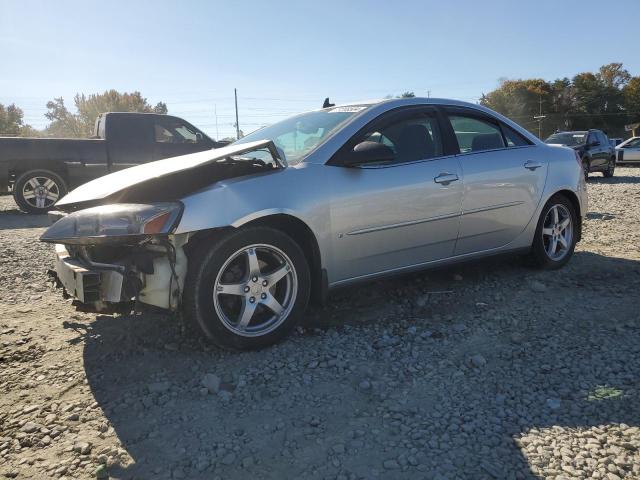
[328,107,463,283]
[587,131,608,169]
[442,107,547,255]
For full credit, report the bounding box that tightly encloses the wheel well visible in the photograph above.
[244,214,325,305]
[11,164,69,189]
[555,189,582,242]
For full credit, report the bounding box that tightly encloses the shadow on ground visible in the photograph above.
[66,251,639,479]
[0,208,50,230]
[589,174,640,184]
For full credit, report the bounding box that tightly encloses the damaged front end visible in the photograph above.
[40,140,286,314]
[41,203,188,314]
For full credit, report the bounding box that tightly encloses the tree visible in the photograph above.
[624,77,640,123]
[0,103,40,136]
[0,103,27,136]
[399,91,415,98]
[480,63,636,138]
[44,97,84,138]
[45,90,169,137]
[480,79,554,136]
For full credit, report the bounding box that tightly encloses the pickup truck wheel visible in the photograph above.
[603,157,616,178]
[184,226,310,351]
[14,170,67,214]
[530,194,577,270]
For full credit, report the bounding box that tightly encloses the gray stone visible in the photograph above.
[383,459,400,470]
[530,281,547,293]
[20,421,39,433]
[222,452,236,465]
[201,373,221,393]
[546,398,562,410]
[358,380,372,391]
[469,354,487,368]
[73,441,92,455]
[148,381,170,394]
[332,443,346,454]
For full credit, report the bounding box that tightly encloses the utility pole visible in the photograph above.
[533,94,546,139]
[234,88,240,140]
[214,104,219,140]
[427,90,431,98]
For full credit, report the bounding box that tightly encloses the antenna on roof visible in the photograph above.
[322,97,335,108]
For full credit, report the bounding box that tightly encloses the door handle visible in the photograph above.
[434,173,459,185]
[524,161,543,170]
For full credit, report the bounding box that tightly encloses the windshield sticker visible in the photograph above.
[328,106,367,113]
[573,134,585,137]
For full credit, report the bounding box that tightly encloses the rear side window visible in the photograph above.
[502,124,531,147]
[108,116,151,145]
[448,115,505,153]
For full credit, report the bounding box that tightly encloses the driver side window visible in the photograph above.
[360,112,444,164]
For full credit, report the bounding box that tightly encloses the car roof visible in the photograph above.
[330,97,490,110]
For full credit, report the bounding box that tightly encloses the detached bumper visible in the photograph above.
[51,244,129,311]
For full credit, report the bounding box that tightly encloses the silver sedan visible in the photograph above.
[41,98,587,350]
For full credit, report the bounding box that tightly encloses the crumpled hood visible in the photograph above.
[56,140,282,210]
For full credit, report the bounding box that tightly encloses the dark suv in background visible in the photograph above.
[545,129,616,180]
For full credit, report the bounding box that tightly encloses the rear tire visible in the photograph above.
[530,194,578,270]
[13,169,67,214]
[184,226,310,350]
[603,157,616,178]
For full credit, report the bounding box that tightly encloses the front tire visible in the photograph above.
[582,160,590,182]
[13,169,67,214]
[603,157,616,178]
[530,194,577,270]
[184,226,310,350]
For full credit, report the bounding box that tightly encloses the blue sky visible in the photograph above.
[2,0,639,139]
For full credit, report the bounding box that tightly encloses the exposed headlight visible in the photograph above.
[40,203,183,245]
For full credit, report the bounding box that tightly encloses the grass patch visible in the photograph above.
[587,385,623,401]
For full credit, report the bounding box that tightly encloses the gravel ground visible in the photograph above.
[1,168,639,480]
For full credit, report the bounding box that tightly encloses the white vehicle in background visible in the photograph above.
[616,137,640,164]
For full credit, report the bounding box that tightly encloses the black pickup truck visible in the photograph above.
[0,112,228,213]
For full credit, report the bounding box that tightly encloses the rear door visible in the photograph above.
[442,107,547,255]
[151,116,214,160]
[327,106,463,282]
[106,115,153,172]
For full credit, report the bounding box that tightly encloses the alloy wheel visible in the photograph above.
[541,204,573,261]
[213,244,298,337]
[21,176,60,210]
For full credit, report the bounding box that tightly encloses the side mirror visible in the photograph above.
[343,141,395,167]
[195,132,204,142]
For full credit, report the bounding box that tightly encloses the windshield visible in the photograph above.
[545,132,587,146]
[233,106,368,164]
